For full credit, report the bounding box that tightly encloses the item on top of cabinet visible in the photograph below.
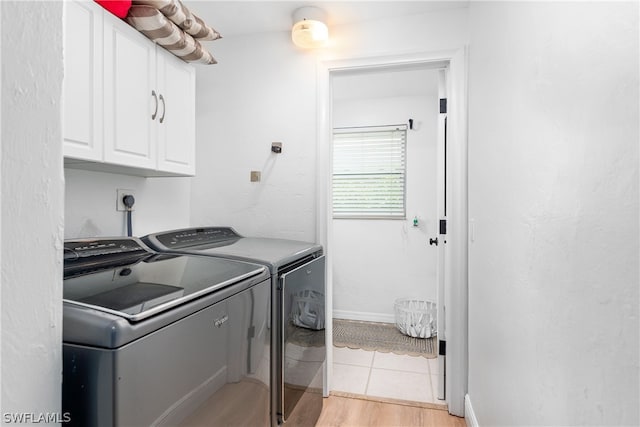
[132,0,221,40]
[94,0,131,18]
[126,5,217,64]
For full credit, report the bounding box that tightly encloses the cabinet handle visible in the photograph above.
[159,94,166,124]
[151,90,158,120]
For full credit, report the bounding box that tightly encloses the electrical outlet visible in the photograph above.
[250,171,261,182]
[116,189,135,211]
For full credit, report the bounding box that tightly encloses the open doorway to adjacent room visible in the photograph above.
[318,49,468,417]
[330,65,445,406]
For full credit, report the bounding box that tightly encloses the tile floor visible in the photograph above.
[332,346,445,406]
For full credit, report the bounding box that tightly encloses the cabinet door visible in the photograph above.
[156,49,196,176]
[63,0,103,161]
[103,15,157,170]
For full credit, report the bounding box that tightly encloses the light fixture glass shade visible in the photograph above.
[291,6,328,48]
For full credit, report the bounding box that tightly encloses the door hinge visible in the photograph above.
[439,340,446,356]
[439,219,447,235]
[439,98,447,114]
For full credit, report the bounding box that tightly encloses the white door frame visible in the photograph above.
[316,47,469,417]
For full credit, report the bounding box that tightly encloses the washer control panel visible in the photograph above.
[154,227,241,249]
[63,238,152,278]
[64,238,147,260]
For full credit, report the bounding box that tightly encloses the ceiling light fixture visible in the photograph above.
[291,6,329,49]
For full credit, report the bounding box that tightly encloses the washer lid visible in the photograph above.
[63,237,266,322]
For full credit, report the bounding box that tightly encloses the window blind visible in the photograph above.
[332,125,407,219]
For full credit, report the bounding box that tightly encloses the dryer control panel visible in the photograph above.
[152,227,241,249]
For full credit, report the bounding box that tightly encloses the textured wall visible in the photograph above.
[191,30,319,241]
[1,0,65,418]
[467,2,639,425]
[64,170,191,238]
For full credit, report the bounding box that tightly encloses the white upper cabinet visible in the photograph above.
[156,51,196,175]
[63,1,196,177]
[63,0,103,161]
[103,15,157,170]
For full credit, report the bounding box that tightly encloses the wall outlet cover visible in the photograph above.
[116,189,135,211]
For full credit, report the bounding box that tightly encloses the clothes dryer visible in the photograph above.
[143,227,325,426]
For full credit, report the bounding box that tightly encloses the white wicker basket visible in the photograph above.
[394,298,437,339]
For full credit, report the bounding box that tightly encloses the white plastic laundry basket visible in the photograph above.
[394,298,437,339]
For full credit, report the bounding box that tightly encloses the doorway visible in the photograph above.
[317,49,468,417]
[330,66,443,405]
[331,67,440,325]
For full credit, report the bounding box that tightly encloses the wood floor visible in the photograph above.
[287,393,466,427]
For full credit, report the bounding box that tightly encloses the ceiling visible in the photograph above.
[184,1,469,37]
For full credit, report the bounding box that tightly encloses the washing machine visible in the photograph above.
[143,227,325,426]
[62,237,271,426]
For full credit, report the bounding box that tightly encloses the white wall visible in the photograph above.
[192,8,469,241]
[467,2,639,426]
[327,7,469,59]
[332,70,439,322]
[64,170,191,238]
[191,30,319,241]
[1,0,65,418]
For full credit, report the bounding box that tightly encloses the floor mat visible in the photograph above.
[333,318,437,358]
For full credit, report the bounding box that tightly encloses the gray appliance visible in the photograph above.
[62,237,271,426]
[142,227,325,426]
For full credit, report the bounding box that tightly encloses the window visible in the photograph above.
[332,125,407,219]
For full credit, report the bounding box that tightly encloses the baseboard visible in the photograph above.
[331,391,448,411]
[333,310,395,324]
[465,394,479,427]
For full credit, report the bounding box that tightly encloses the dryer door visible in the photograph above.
[280,255,325,423]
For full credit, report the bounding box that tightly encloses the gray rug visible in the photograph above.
[333,319,437,358]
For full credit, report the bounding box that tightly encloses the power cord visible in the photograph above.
[123,194,135,237]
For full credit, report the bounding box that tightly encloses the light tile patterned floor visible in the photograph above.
[332,346,445,405]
